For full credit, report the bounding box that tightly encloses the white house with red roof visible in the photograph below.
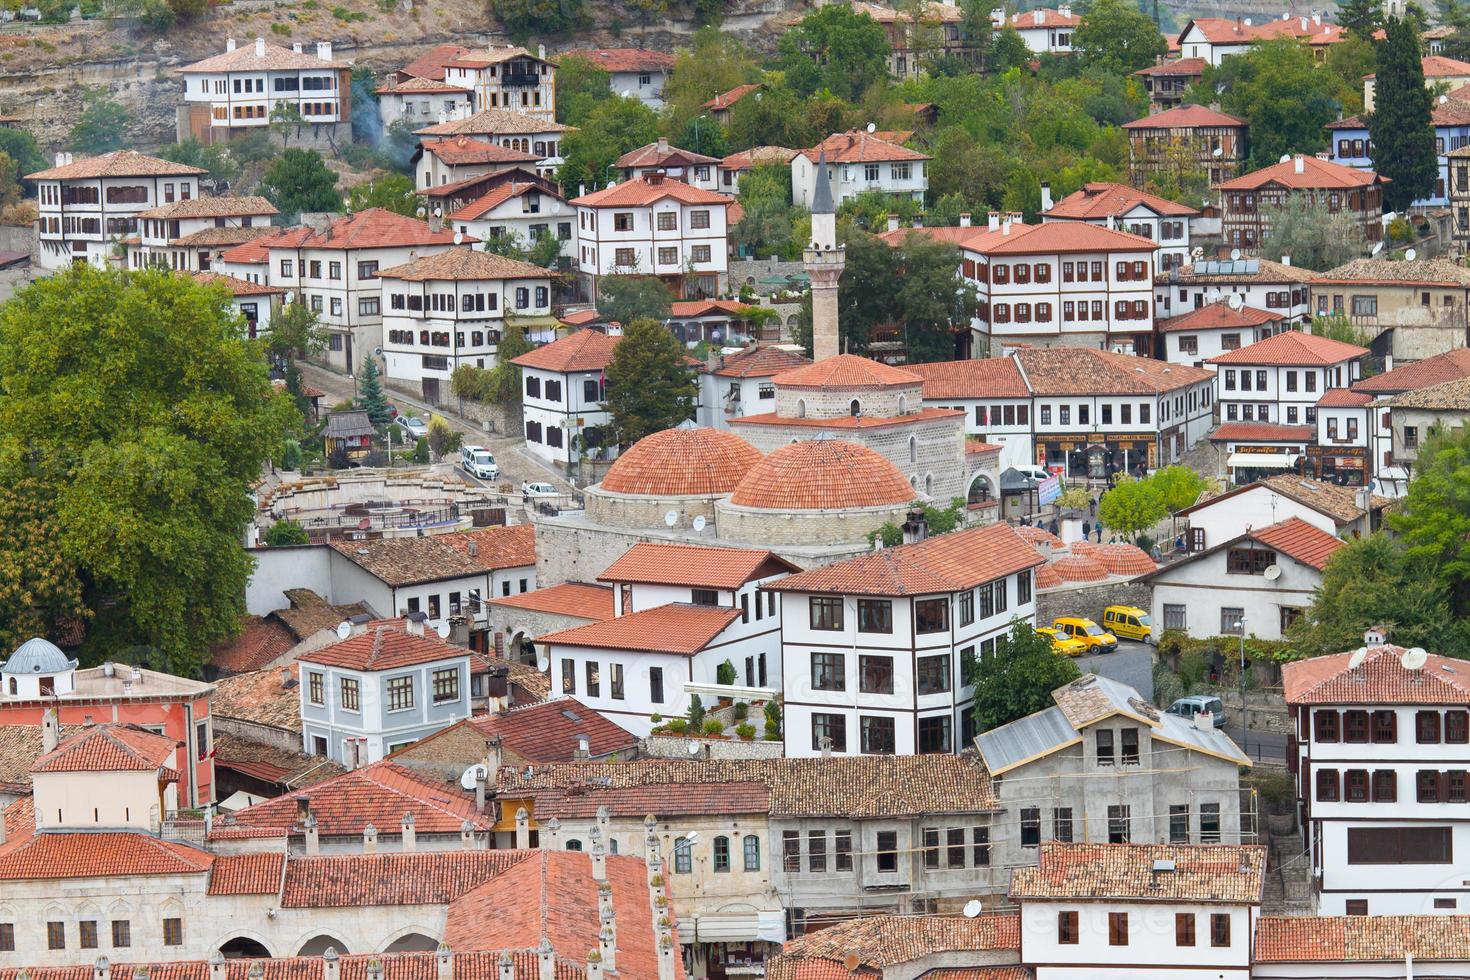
[1139,516,1345,639]
[443,175,575,265]
[511,329,622,467]
[1176,474,1387,553]
[125,195,278,274]
[1177,14,1345,66]
[615,138,721,191]
[376,247,554,403]
[767,522,1042,757]
[1216,155,1387,253]
[1207,330,1367,430]
[27,150,207,271]
[191,270,285,339]
[703,82,763,123]
[1169,256,1318,328]
[565,48,675,108]
[996,6,1082,53]
[699,343,811,430]
[1364,54,1470,112]
[1157,299,1285,367]
[571,174,736,302]
[413,136,542,191]
[1208,420,1318,483]
[790,131,929,209]
[1283,640,1470,914]
[880,216,1161,356]
[376,75,472,130]
[541,542,798,736]
[412,110,573,180]
[1311,387,1375,485]
[176,38,351,144]
[1042,181,1200,276]
[442,44,556,122]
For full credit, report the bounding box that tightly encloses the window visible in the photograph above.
[1221,608,1245,635]
[1020,807,1041,847]
[1348,826,1452,863]
[803,831,827,872]
[835,830,853,871]
[48,922,64,950]
[917,654,951,695]
[340,677,359,711]
[782,830,800,871]
[1210,914,1231,947]
[1096,729,1114,765]
[1199,802,1221,842]
[657,246,678,265]
[957,590,974,626]
[163,918,183,947]
[1449,711,1469,743]
[857,598,892,633]
[860,715,896,754]
[713,835,730,872]
[1058,911,1079,945]
[1346,900,1369,915]
[1316,768,1340,802]
[1344,710,1370,744]
[811,652,844,691]
[1315,710,1340,743]
[1018,570,1032,606]
[308,671,324,705]
[1372,710,1396,743]
[1169,804,1189,843]
[1419,711,1442,743]
[650,666,664,703]
[919,715,951,754]
[1419,770,1445,803]
[1406,425,1420,448]
[1120,728,1139,764]
[432,668,460,704]
[1107,804,1130,843]
[614,213,634,231]
[1226,548,1276,575]
[812,713,846,753]
[915,598,948,633]
[585,661,600,698]
[79,920,97,949]
[810,596,843,630]
[674,837,692,873]
[690,210,711,230]
[744,834,760,871]
[973,826,990,864]
[387,676,414,711]
[1373,769,1397,802]
[657,212,677,231]
[0,923,14,951]
[978,583,994,620]
[614,248,636,267]
[561,659,577,695]
[859,656,894,694]
[1163,604,1187,631]
[1108,912,1129,946]
[690,587,720,606]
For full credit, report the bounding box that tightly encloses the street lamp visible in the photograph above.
[1234,617,1248,757]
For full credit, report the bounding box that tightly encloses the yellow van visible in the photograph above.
[1037,626,1090,658]
[1052,617,1118,654]
[1103,605,1155,644]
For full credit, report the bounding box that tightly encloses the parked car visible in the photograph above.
[460,445,499,480]
[1051,617,1118,653]
[1166,695,1227,729]
[521,481,558,497]
[1103,605,1155,644]
[395,415,428,440]
[1011,464,1051,484]
[1037,626,1090,657]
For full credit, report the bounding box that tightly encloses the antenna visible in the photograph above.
[1227,293,1244,310]
[336,621,353,640]
[435,621,452,639]
[1229,248,1242,261]
[1403,648,1429,670]
[962,899,983,918]
[459,763,488,791]
[692,515,707,533]
[664,510,679,527]
[1347,648,1368,670]
[1263,564,1281,581]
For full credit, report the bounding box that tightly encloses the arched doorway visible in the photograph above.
[384,933,440,953]
[297,936,346,957]
[968,473,996,508]
[219,938,272,959]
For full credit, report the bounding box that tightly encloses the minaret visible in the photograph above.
[804,149,845,362]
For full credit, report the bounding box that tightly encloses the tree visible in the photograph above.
[358,359,393,426]
[1150,464,1208,535]
[0,476,87,653]
[488,0,585,41]
[555,96,660,193]
[1324,36,1378,117]
[777,4,890,102]
[426,415,461,459]
[1338,0,1384,37]
[604,318,696,445]
[555,54,612,127]
[1073,0,1167,76]
[1370,17,1438,212]
[269,102,305,149]
[0,128,45,184]
[732,162,805,260]
[260,149,342,217]
[1312,312,1376,350]
[990,27,1034,72]
[481,321,534,405]
[266,300,330,367]
[1097,475,1167,540]
[0,266,297,676]
[596,275,673,325]
[69,88,132,155]
[157,139,242,187]
[263,519,310,546]
[1390,424,1470,617]
[347,174,420,216]
[482,229,562,269]
[661,27,757,138]
[1259,195,1368,271]
[970,619,1082,731]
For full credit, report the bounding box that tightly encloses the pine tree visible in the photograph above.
[358,359,392,426]
[1370,17,1438,212]
[1337,0,1384,39]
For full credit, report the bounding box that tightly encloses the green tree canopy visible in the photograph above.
[604,318,696,446]
[1097,475,1167,540]
[1370,16,1438,212]
[595,275,674,325]
[0,128,45,184]
[357,358,393,425]
[970,619,1082,730]
[1073,0,1168,75]
[263,519,310,546]
[347,173,420,216]
[69,88,133,155]
[555,96,661,193]
[1259,194,1368,271]
[266,300,329,366]
[0,266,297,675]
[732,162,806,260]
[157,139,242,187]
[1338,0,1385,37]
[0,476,87,652]
[555,54,613,127]
[260,149,342,217]
[488,0,585,40]
[1390,424,1470,617]
[777,4,891,102]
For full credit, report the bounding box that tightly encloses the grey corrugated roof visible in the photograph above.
[1156,712,1251,764]
[974,705,1078,774]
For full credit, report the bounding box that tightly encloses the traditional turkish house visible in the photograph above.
[1215,155,1387,254]
[1134,57,1206,110]
[1122,103,1249,187]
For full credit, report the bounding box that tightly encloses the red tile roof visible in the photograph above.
[207,852,285,895]
[1209,421,1315,443]
[1134,56,1207,76]
[31,724,178,774]
[1255,914,1470,963]
[379,75,470,95]
[1017,348,1214,394]
[1122,103,1247,130]
[767,524,1043,597]
[0,831,213,880]
[668,298,754,318]
[1051,554,1108,582]
[885,221,1158,256]
[1157,301,1282,332]
[1016,525,1064,547]
[526,780,772,820]
[712,345,811,378]
[1251,516,1345,570]
[798,131,929,164]
[447,180,548,221]
[1352,347,1470,393]
[512,329,620,373]
[219,760,493,837]
[263,208,464,252]
[1046,181,1199,219]
[570,176,735,208]
[329,524,536,588]
[598,542,798,590]
[280,849,530,907]
[298,619,467,671]
[191,271,286,298]
[726,439,915,510]
[767,913,1019,980]
[1094,544,1157,576]
[423,136,541,165]
[209,615,299,674]
[460,698,638,762]
[0,953,591,980]
[728,406,962,431]
[704,83,763,111]
[565,47,674,72]
[772,353,920,389]
[719,146,800,172]
[1006,6,1080,27]
[1317,388,1372,407]
[1181,15,1344,45]
[1207,330,1367,366]
[539,603,742,655]
[1364,53,1470,80]
[615,141,720,169]
[398,43,472,81]
[488,582,614,622]
[378,247,543,282]
[599,427,762,497]
[1009,841,1265,903]
[1216,155,1383,191]
[181,40,336,73]
[415,110,572,138]
[26,150,205,181]
[1283,644,1470,704]
[907,357,1029,399]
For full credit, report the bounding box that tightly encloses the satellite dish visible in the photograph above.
[1348,648,1368,670]
[1212,146,1223,157]
[1279,153,1292,164]
[1442,94,1450,104]
[843,955,860,972]
[692,515,707,533]
[1228,293,1244,310]
[373,346,383,357]
[536,653,550,671]
[664,509,679,527]
[453,231,464,245]
[1208,288,1222,302]
[1405,247,1418,261]
[1263,564,1281,580]
[336,621,353,640]
[962,900,983,918]
[687,741,702,756]
[866,122,876,133]
[1244,16,1252,25]
[459,763,489,791]
[435,621,451,639]
[416,206,427,218]
[1230,248,1242,261]
[1371,240,1385,256]
[1403,647,1429,670]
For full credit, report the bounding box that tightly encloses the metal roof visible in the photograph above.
[974,705,1078,774]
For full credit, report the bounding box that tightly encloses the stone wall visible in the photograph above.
[642,734,784,760]
[1035,578,1153,625]
[713,499,909,547]
[773,382,924,420]
[584,487,720,530]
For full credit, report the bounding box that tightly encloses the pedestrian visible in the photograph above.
[1089,496,1097,517]
[1095,525,1103,543]
[1174,534,1185,553]
[1049,517,1059,535]
[1082,520,1091,539]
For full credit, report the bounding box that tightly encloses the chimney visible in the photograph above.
[293,42,303,53]
[475,769,487,813]
[1059,3,1070,15]
[598,880,615,921]
[317,41,333,61]
[1002,217,1012,237]
[498,953,515,980]
[912,215,923,229]
[1294,154,1305,174]
[658,934,676,980]
[959,212,972,228]
[363,823,378,854]
[226,37,236,52]
[1193,710,1215,731]
[574,734,591,760]
[402,811,417,851]
[987,211,1000,232]
[96,958,111,980]
[461,819,476,850]
[596,804,610,840]
[42,708,59,754]
[406,610,428,636]
[599,923,617,973]
[515,806,531,849]
[819,735,833,758]
[887,215,900,233]
[591,837,607,881]
[902,509,928,543]
[467,540,479,558]
[305,814,320,856]
[1033,8,1043,22]
[543,816,560,850]
[656,136,669,156]
[1313,12,1321,24]
[1040,182,1054,213]
[1106,214,1115,230]
[365,960,382,980]
[210,955,226,980]
[255,37,266,58]
[537,43,546,60]
[537,938,556,980]
[486,736,503,774]
[437,944,453,980]
[0,807,7,845]
[1281,255,1291,266]
[1234,15,1242,32]
[587,950,604,980]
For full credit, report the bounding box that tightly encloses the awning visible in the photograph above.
[1227,452,1300,469]
[677,911,786,944]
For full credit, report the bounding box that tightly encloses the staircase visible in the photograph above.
[1263,827,1315,915]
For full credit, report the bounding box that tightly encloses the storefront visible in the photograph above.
[678,910,785,980]
[1305,445,1369,485]
[1222,442,1309,484]
[1038,434,1159,482]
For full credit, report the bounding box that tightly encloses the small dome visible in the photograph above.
[600,426,762,497]
[1051,555,1108,583]
[771,354,921,390]
[1069,539,1101,556]
[728,439,914,511]
[1034,564,1063,589]
[1015,525,1063,548]
[1097,544,1157,577]
[2,637,77,675]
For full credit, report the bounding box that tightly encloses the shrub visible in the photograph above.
[263,519,309,546]
[666,718,688,734]
[732,702,749,721]
[701,719,725,736]
[281,439,302,470]
[649,713,662,724]
[411,436,430,464]
[763,700,782,740]
[735,723,755,740]
[1253,770,1297,814]
[687,693,705,729]
[716,659,736,686]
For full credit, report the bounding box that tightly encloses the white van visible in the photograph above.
[460,445,499,480]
